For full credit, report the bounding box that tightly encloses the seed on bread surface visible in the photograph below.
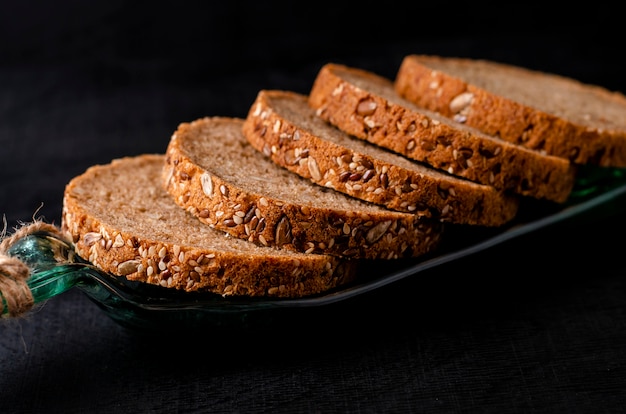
[396,55,626,166]
[239,91,517,225]
[163,116,444,259]
[308,63,576,203]
[62,154,365,297]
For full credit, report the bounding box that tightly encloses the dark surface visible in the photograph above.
[2,2,626,413]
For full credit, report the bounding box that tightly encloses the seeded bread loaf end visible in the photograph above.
[242,89,519,226]
[394,55,626,167]
[162,117,444,260]
[61,154,358,298]
[309,63,577,203]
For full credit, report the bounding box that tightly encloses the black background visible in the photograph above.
[2,2,626,413]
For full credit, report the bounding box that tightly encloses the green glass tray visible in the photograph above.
[2,165,626,332]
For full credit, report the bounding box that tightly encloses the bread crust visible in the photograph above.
[61,155,359,298]
[242,89,519,227]
[309,63,577,203]
[163,117,444,260]
[395,54,626,167]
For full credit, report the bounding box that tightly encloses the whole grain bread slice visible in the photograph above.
[163,117,443,260]
[308,63,577,203]
[242,89,519,227]
[61,154,359,298]
[394,54,626,167]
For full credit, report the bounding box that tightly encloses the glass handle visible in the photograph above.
[1,226,90,317]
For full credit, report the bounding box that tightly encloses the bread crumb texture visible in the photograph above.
[163,117,445,259]
[243,89,520,226]
[309,62,577,203]
[395,55,626,167]
[61,154,360,298]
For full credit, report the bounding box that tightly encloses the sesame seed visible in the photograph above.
[332,84,344,96]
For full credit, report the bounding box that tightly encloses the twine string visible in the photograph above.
[0,219,65,317]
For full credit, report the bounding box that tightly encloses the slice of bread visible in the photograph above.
[162,117,443,260]
[242,89,519,227]
[308,63,577,203]
[61,154,359,298]
[395,54,626,167]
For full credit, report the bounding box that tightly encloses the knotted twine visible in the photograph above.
[0,220,65,317]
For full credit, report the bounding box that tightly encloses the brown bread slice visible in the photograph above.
[163,117,443,260]
[242,89,519,227]
[61,154,359,298]
[308,62,577,203]
[394,54,626,167]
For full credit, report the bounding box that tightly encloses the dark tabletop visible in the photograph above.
[2,2,626,413]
